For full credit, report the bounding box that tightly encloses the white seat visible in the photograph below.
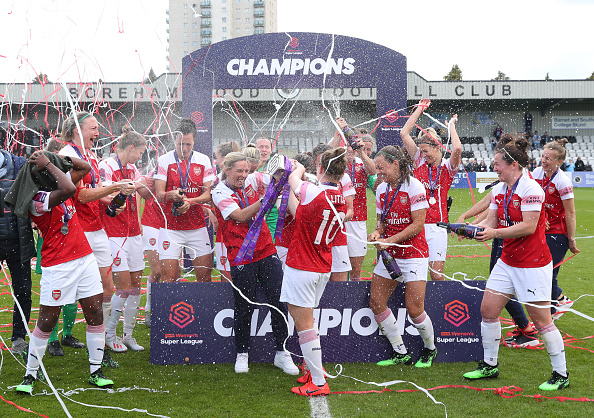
[587,143,594,150]
[463,144,472,152]
[583,150,592,158]
[575,135,583,142]
[565,143,573,151]
[478,144,486,151]
[470,144,479,151]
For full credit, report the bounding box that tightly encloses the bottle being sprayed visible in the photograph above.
[378,249,402,280]
[105,192,128,217]
[171,189,185,216]
[341,125,363,150]
[436,222,484,239]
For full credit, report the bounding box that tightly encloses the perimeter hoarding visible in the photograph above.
[182,33,408,156]
[150,281,485,365]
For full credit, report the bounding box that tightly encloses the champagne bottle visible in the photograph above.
[342,125,363,150]
[171,189,185,216]
[436,222,484,239]
[105,192,127,217]
[378,249,402,280]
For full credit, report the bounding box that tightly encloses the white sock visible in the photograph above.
[481,319,501,366]
[145,278,152,312]
[26,326,50,378]
[298,329,325,386]
[87,324,105,374]
[375,309,406,354]
[107,291,128,338]
[123,288,141,339]
[102,300,112,330]
[539,323,567,376]
[411,312,436,351]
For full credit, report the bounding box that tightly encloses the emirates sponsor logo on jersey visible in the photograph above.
[114,257,121,267]
[185,187,202,194]
[163,241,170,250]
[149,238,157,246]
[523,194,542,205]
[387,217,411,225]
[52,290,61,301]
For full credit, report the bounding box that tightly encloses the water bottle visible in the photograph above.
[105,192,127,217]
[171,189,185,216]
[436,222,484,239]
[342,125,363,150]
[378,249,402,280]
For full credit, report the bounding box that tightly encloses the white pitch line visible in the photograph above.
[309,396,332,418]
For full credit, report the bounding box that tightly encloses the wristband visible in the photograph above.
[43,161,51,170]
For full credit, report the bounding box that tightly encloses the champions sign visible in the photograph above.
[182,33,407,156]
[150,281,484,365]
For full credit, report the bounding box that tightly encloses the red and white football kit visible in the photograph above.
[29,192,102,306]
[212,172,275,267]
[532,167,574,236]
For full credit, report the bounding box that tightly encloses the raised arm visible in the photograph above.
[28,151,76,208]
[400,98,431,159]
[447,114,463,169]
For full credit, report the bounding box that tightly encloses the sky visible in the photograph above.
[0,0,593,84]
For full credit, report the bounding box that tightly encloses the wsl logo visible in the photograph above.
[226,58,356,77]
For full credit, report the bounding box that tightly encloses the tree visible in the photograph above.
[143,68,158,84]
[587,71,594,80]
[443,65,462,81]
[32,73,50,84]
[492,71,510,81]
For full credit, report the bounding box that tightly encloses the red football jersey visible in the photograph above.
[59,144,103,232]
[413,149,459,223]
[490,176,552,268]
[532,167,574,236]
[347,157,369,221]
[375,178,429,259]
[286,182,347,273]
[212,172,275,266]
[154,150,215,231]
[98,157,141,237]
[29,192,92,267]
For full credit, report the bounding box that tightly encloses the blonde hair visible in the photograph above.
[117,125,146,151]
[544,137,568,161]
[61,111,93,142]
[416,127,442,148]
[242,143,260,165]
[222,152,247,180]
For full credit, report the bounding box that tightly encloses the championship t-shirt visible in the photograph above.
[413,149,459,223]
[99,157,142,237]
[59,144,103,232]
[376,178,429,259]
[29,192,92,267]
[212,172,276,266]
[154,150,215,231]
[286,182,348,273]
[532,167,574,236]
[490,175,551,268]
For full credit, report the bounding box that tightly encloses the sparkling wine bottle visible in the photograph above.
[436,222,484,239]
[342,125,363,150]
[105,192,127,217]
[171,189,185,216]
[378,249,402,280]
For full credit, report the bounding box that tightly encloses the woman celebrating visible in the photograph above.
[16,151,113,393]
[400,99,462,280]
[59,112,134,366]
[155,119,215,282]
[281,148,348,396]
[464,138,569,391]
[212,152,297,376]
[99,126,148,352]
[368,146,437,368]
[503,138,579,346]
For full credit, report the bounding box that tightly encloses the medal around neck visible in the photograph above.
[429,196,437,205]
[60,224,69,235]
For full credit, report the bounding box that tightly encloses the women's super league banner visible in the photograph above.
[150,281,485,365]
[182,32,408,156]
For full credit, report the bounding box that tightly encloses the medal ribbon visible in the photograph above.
[60,202,71,232]
[542,169,558,195]
[173,150,192,191]
[235,157,292,264]
[427,163,441,199]
[503,176,522,227]
[115,154,134,204]
[380,183,401,226]
[224,181,253,228]
[72,146,96,188]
